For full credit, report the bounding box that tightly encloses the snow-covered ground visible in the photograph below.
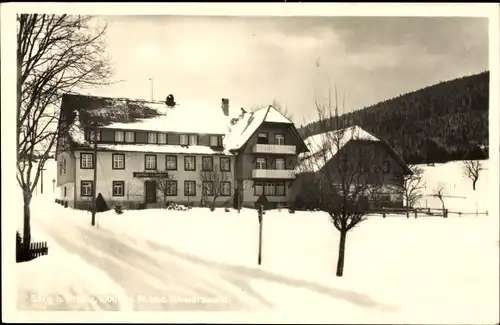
[8,159,499,323]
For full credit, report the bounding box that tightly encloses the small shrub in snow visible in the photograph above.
[164,201,189,211]
[225,208,230,212]
[64,201,68,208]
[114,204,124,215]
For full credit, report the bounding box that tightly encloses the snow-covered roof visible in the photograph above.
[295,125,379,173]
[61,94,237,152]
[98,101,230,135]
[224,105,293,151]
[97,143,233,155]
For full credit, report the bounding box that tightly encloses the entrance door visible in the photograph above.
[145,180,157,204]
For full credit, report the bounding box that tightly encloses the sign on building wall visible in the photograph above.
[133,172,169,178]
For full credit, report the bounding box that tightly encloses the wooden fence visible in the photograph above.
[368,206,488,219]
[16,232,49,263]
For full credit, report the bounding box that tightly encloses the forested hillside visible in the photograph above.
[299,71,489,164]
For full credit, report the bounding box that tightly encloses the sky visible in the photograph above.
[84,15,489,125]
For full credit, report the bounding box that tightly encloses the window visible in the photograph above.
[115,131,125,142]
[257,132,268,144]
[165,180,177,196]
[165,155,177,170]
[275,134,285,145]
[184,180,196,196]
[221,181,231,196]
[59,157,67,174]
[276,182,285,196]
[87,129,101,142]
[148,132,157,144]
[220,157,231,172]
[382,161,390,173]
[189,134,198,146]
[275,158,285,170]
[81,180,93,197]
[210,135,219,147]
[256,158,266,169]
[180,134,189,145]
[264,183,275,196]
[80,153,94,169]
[112,181,125,197]
[202,156,213,171]
[125,131,135,143]
[184,156,196,171]
[158,133,167,144]
[112,154,125,169]
[145,154,157,170]
[254,182,263,196]
[202,181,214,196]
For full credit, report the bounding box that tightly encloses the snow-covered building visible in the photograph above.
[292,125,412,208]
[225,105,310,208]
[55,93,309,209]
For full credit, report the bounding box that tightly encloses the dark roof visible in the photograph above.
[60,93,164,127]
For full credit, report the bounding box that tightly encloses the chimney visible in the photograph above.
[221,98,229,116]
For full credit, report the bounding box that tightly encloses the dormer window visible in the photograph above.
[115,131,124,142]
[210,135,219,147]
[257,132,268,144]
[180,134,188,146]
[158,133,167,144]
[125,131,134,143]
[86,129,101,142]
[189,135,198,146]
[148,132,157,144]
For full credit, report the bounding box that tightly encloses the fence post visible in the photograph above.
[414,210,417,218]
[444,209,448,218]
[258,205,263,266]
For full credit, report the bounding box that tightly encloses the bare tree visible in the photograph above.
[297,86,384,277]
[433,182,447,214]
[199,161,233,211]
[17,14,113,244]
[141,172,174,207]
[462,160,482,191]
[271,99,294,122]
[398,165,426,217]
[249,99,294,122]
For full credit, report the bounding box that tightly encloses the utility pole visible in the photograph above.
[40,166,46,194]
[91,123,99,227]
[149,78,154,101]
[258,205,263,265]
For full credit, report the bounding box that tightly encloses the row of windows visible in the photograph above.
[255,157,287,170]
[254,182,287,196]
[80,180,232,197]
[257,132,285,145]
[86,129,222,147]
[80,153,231,172]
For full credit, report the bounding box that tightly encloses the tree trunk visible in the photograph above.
[472,179,477,191]
[23,189,32,245]
[211,195,218,210]
[336,230,347,277]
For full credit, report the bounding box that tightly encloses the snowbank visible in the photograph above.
[16,227,131,311]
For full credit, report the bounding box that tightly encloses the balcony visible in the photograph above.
[252,144,296,155]
[252,169,296,179]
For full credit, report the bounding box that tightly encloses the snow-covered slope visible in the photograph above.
[10,159,498,323]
